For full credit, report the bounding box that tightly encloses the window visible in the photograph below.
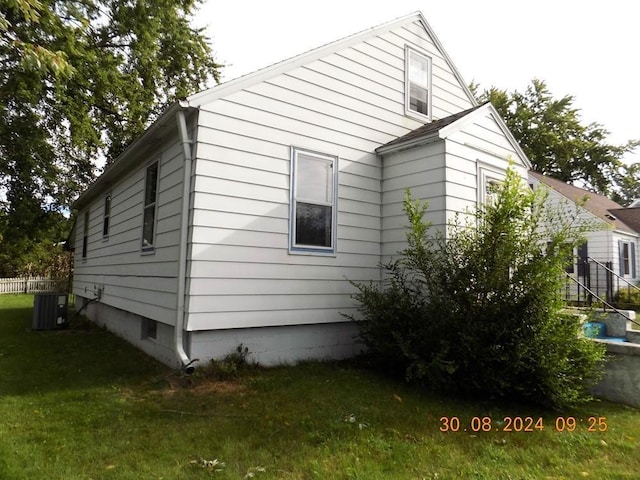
[485,179,501,206]
[405,47,432,118]
[290,147,337,253]
[82,210,89,259]
[142,162,158,251]
[103,194,111,238]
[478,167,505,206]
[141,317,157,340]
[619,240,636,277]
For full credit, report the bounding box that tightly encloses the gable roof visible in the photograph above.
[375,102,532,169]
[73,12,477,211]
[185,11,477,109]
[609,208,640,233]
[529,171,639,234]
[377,104,483,150]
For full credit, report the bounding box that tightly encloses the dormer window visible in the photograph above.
[405,46,432,119]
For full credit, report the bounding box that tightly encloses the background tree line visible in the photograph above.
[1,3,638,278]
[0,0,221,277]
[472,79,639,203]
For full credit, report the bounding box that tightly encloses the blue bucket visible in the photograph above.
[583,322,606,339]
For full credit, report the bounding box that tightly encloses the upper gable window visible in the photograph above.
[405,47,432,119]
[289,147,337,254]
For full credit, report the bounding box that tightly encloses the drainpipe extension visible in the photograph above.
[175,104,197,374]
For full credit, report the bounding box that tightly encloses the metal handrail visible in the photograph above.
[586,256,640,296]
[564,273,640,328]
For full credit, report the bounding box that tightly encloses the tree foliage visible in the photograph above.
[0,0,221,276]
[472,79,639,203]
[347,168,605,409]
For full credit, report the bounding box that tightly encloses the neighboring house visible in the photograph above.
[529,171,640,298]
[71,12,531,370]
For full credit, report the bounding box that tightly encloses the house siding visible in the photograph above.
[73,130,188,326]
[381,140,447,259]
[380,107,530,260]
[186,19,474,332]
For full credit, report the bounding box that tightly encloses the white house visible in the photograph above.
[529,171,640,301]
[71,12,531,371]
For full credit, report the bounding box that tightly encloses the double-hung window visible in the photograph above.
[142,161,159,251]
[290,147,337,253]
[619,240,636,277]
[405,46,432,119]
[103,194,111,239]
[82,210,89,259]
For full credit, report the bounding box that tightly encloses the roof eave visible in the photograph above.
[73,101,193,210]
[438,103,532,170]
[187,11,477,109]
[375,131,441,156]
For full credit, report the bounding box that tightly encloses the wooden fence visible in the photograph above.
[0,277,70,294]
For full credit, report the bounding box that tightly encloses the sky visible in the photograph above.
[196,0,640,164]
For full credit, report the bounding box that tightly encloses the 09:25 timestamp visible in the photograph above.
[439,416,607,433]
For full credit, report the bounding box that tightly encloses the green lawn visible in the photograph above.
[1,294,639,479]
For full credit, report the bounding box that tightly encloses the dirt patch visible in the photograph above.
[162,375,248,396]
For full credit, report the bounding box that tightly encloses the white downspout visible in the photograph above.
[175,105,197,374]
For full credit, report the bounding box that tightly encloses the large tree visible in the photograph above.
[473,79,639,202]
[0,0,221,276]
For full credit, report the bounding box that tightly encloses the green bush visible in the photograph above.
[347,168,605,409]
[613,286,640,309]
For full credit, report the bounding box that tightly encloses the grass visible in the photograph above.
[1,294,639,479]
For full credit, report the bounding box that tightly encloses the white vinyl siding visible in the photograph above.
[381,106,529,260]
[290,147,338,253]
[72,128,188,326]
[381,141,447,259]
[188,18,473,331]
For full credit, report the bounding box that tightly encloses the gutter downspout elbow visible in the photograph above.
[175,106,196,374]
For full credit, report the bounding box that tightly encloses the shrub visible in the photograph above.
[613,286,640,310]
[347,168,605,409]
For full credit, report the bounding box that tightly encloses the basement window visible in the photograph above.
[141,317,157,340]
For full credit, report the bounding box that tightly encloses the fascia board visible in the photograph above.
[439,103,533,170]
[375,131,441,156]
[73,101,192,210]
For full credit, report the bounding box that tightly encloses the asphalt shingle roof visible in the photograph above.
[377,104,484,151]
[529,171,639,234]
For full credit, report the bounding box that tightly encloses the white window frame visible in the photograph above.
[289,147,338,255]
[141,160,159,252]
[478,164,505,206]
[405,46,432,120]
[102,193,111,240]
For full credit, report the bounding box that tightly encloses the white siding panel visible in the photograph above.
[73,127,188,326]
[187,309,353,331]
[190,244,375,268]
[188,17,478,331]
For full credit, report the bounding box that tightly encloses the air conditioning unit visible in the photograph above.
[32,293,69,330]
